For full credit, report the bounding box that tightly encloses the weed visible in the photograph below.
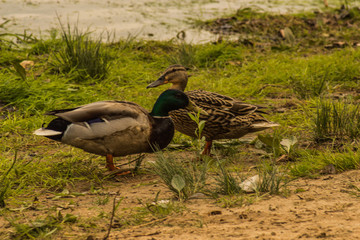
[188,110,207,156]
[290,65,329,99]
[257,133,283,158]
[314,99,360,142]
[214,160,242,195]
[150,151,209,200]
[117,191,184,228]
[29,29,63,55]
[257,162,288,195]
[290,148,360,178]
[0,151,17,208]
[111,33,139,51]
[216,195,246,208]
[95,194,110,206]
[141,193,185,218]
[167,41,198,68]
[256,133,298,159]
[345,183,360,197]
[50,21,110,82]
[9,212,77,239]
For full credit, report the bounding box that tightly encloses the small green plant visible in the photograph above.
[216,195,246,208]
[50,21,110,82]
[214,160,242,195]
[171,174,186,200]
[257,133,298,159]
[314,99,360,142]
[112,33,139,51]
[345,183,360,197]
[118,195,183,228]
[95,194,110,205]
[0,151,17,208]
[257,162,288,195]
[257,133,282,158]
[188,110,206,155]
[29,29,63,55]
[290,147,360,178]
[151,151,209,200]
[10,212,77,239]
[167,41,198,67]
[140,192,185,218]
[290,66,329,99]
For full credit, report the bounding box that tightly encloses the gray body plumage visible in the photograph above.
[34,101,156,156]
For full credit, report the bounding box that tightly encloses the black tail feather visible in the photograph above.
[44,118,71,141]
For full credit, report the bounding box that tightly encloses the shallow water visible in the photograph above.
[0,0,345,42]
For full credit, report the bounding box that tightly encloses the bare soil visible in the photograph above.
[1,153,360,240]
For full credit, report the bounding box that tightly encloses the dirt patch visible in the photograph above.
[202,7,360,51]
[1,157,360,239]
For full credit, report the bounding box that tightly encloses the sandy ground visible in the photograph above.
[0,0,346,43]
[104,169,360,240]
[1,153,359,239]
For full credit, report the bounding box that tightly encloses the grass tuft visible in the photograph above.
[314,99,360,142]
[167,41,198,68]
[257,162,288,195]
[50,22,110,82]
[150,152,209,200]
[9,212,77,239]
[290,148,360,178]
[214,160,242,195]
[0,151,17,208]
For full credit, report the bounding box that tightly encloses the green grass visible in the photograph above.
[257,162,288,195]
[290,147,360,178]
[49,22,111,82]
[9,212,77,239]
[150,152,209,200]
[314,99,360,142]
[214,160,243,195]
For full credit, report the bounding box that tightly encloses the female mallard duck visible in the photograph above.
[34,89,197,173]
[147,65,279,155]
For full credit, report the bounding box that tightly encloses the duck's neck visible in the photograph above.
[150,107,169,117]
[150,100,179,117]
[149,117,175,151]
[169,77,188,92]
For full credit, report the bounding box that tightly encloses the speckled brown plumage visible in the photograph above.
[147,65,279,155]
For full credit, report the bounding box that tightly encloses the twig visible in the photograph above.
[116,154,145,168]
[257,84,286,93]
[103,191,121,240]
[122,217,168,232]
[133,154,145,172]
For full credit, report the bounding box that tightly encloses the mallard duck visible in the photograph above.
[147,65,279,155]
[34,89,197,174]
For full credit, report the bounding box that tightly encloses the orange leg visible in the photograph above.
[201,140,212,156]
[106,154,118,171]
[106,154,132,176]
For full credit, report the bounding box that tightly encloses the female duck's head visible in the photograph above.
[150,89,194,117]
[146,65,189,91]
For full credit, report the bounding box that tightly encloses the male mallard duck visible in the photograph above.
[34,89,197,174]
[147,65,279,155]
